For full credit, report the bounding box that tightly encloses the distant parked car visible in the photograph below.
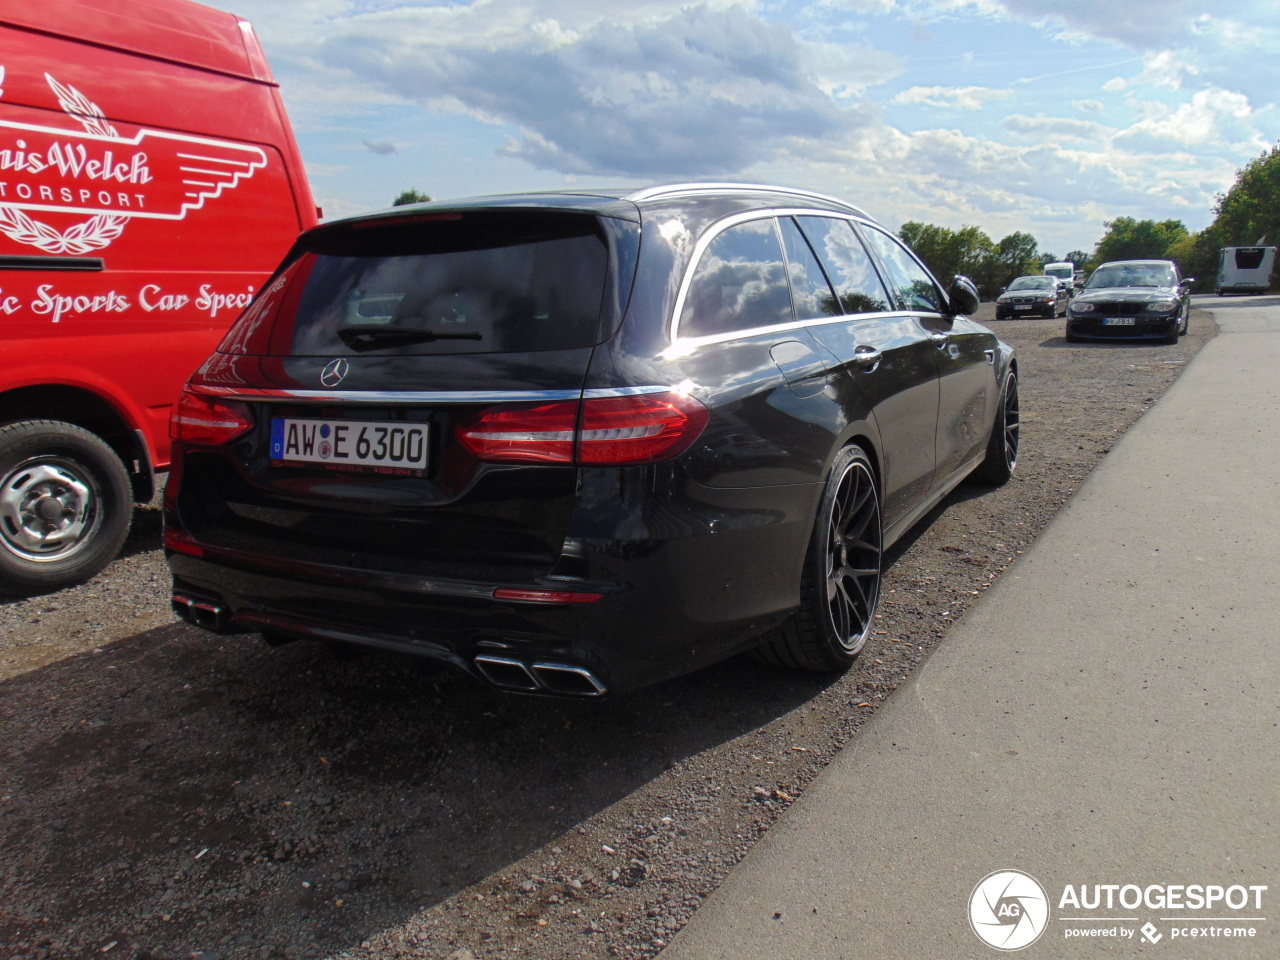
[995,275,1069,319]
[1066,259,1192,343]
[165,183,1019,697]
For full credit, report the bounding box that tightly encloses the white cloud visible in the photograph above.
[307,4,867,178]
[1115,88,1263,151]
[892,85,1012,111]
[802,40,903,98]
[1002,115,1112,142]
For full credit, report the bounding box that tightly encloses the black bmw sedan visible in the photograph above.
[1065,259,1192,343]
[164,184,1018,696]
[995,274,1069,319]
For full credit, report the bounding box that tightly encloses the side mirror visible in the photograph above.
[948,275,979,315]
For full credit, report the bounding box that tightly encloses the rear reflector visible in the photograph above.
[457,390,708,465]
[164,528,205,557]
[493,587,604,604]
[171,387,254,445]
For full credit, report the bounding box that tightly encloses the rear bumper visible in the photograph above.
[165,478,819,696]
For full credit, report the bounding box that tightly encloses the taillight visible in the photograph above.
[456,401,578,463]
[456,391,709,465]
[577,392,709,464]
[171,387,254,445]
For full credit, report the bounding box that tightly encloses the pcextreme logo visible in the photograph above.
[969,871,1269,950]
[0,67,267,254]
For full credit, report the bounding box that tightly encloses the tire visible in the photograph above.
[755,445,881,672]
[972,370,1019,485]
[0,420,133,594]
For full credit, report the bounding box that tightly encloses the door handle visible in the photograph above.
[853,345,883,369]
[984,349,996,364]
[929,331,949,346]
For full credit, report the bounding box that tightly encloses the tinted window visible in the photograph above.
[282,212,610,355]
[680,219,793,337]
[861,226,946,313]
[779,217,841,320]
[1235,248,1265,269]
[797,217,892,315]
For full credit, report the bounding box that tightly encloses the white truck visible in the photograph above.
[1216,246,1275,295]
[1043,261,1079,294]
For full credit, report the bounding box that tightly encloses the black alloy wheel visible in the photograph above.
[756,444,882,671]
[973,370,1020,485]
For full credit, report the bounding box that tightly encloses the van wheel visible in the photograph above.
[0,420,133,594]
[755,445,881,671]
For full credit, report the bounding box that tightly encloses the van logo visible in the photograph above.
[320,359,349,387]
[0,68,268,255]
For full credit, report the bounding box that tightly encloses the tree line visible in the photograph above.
[901,143,1280,295]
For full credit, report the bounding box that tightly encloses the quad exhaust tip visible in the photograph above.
[474,655,606,697]
[171,593,231,633]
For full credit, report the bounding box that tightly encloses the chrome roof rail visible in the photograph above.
[625,182,872,219]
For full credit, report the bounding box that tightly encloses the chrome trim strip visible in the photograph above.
[192,385,674,404]
[663,309,940,356]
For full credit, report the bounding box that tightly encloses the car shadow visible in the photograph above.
[0,618,840,956]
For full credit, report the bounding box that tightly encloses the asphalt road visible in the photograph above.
[659,294,1280,959]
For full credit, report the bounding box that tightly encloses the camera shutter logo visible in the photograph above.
[320,359,349,387]
[969,869,1050,950]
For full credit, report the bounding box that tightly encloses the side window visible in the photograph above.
[779,217,841,320]
[796,216,892,315]
[860,226,946,313]
[680,219,793,337]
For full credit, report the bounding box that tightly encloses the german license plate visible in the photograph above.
[1014,304,1031,310]
[270,418,428,474]
[1104,317,1136,326]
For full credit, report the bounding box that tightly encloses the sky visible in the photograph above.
[205,0,1280,256]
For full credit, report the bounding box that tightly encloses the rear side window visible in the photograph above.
[796,217,892,315]
[779,218,841,320]
[281,212,611,355]
[680,218,793,337]
[860,226,946,313]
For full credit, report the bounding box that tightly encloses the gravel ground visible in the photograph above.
[1,306,1216,960]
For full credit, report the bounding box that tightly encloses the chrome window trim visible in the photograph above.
[191,385,673,404]
[662,309,933,357]
[668,208,908,345]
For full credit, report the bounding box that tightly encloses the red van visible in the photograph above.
[0,0,317,592]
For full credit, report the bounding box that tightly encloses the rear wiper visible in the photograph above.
[336,323,483,351]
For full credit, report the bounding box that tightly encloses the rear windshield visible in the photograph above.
[1234,248,1266,270]
[280,212,611,356]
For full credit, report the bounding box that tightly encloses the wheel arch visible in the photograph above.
[0,385,154,502]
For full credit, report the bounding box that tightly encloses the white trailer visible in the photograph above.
[1217,246,1275,295]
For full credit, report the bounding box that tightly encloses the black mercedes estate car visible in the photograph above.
[1066,259,1192,343]
[165,184,1018,696]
